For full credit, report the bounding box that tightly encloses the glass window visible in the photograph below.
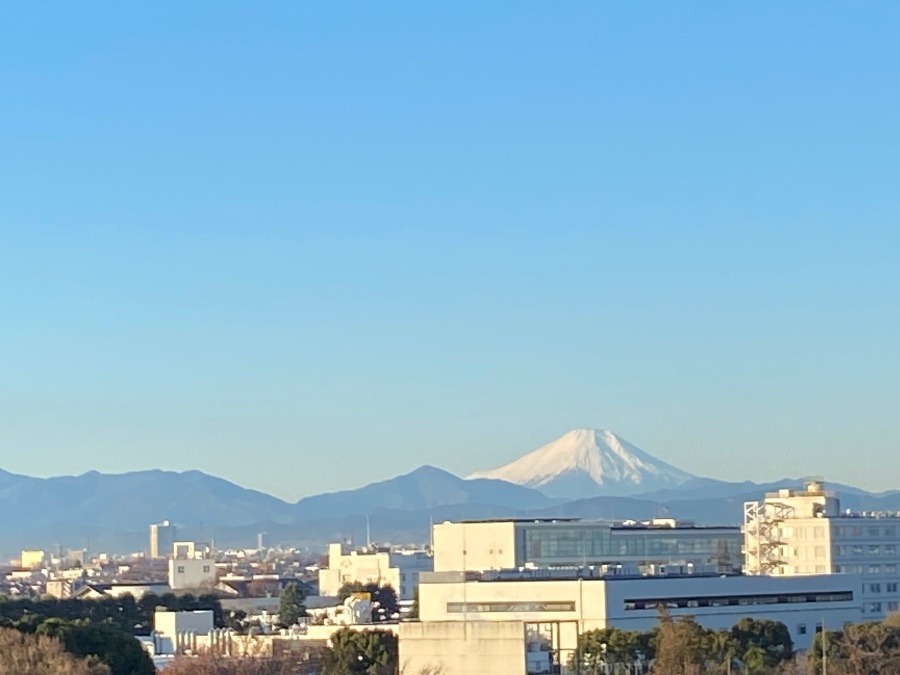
[869,545,880,555]
[869,565,881,575]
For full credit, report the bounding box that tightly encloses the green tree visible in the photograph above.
[370,585,398,622]
[578,627,647,674]
[36,618,156,675]
[323,627,398,675]
[278,582,307,628]
[730,618,794,670]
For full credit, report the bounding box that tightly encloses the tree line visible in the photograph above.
[577,609,900,675]
[577,610,793,674]
[0,592,224,675]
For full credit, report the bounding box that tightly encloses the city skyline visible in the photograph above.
[2,4,899,501]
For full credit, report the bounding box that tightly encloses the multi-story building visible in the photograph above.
[149,520,177,559]
[318,543,433,601]
[433,518,741,574]
[743,480,900,620]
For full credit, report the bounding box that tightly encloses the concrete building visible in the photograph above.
[168,541,217,589]
[149,520,177,559]
[743,480,900,621]
[400,569,862,675]
[433,519,742,574]
[150,608,215,655]
[318,543,432,601]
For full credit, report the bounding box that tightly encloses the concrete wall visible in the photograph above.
[601,574,862,651]
[168,558,217,589]
[432,522,518,572]
[400,621,526,675]
[154,609,215,637]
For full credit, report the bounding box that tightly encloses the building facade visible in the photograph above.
[318,543,433,601]
[743,480,900,620]
[149,520,177,559]
[400,570,862,675]
[433,519,741,574]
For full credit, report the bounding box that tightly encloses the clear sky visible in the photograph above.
[1,3,899,501]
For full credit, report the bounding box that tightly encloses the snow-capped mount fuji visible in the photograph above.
[468,428,696,500]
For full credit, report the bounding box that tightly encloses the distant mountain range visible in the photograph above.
[1,429,897,558]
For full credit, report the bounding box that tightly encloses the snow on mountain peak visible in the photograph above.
[467,428,695,499]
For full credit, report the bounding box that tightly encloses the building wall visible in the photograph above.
[400,621,526,675]
[168,558,217,590]
[416,573,862,652]
[601,574,861,651]
[432,522,519,572]
[20,550,46,569]
[419,576,606,634]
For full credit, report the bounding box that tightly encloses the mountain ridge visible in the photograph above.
[468,428,695,499]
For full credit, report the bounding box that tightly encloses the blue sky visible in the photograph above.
[1,3,898,500]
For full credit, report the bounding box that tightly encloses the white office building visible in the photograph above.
[744,480,900,620]
[400,569,861,675]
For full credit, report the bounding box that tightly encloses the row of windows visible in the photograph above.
[867,583,899,594]
[175,565,211,574]
[447,601,576,614]
[834,544,898,556]
[833,525,898,538]
[522,528,740,564]
[623,592,853,611]
[834,564,898,575]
